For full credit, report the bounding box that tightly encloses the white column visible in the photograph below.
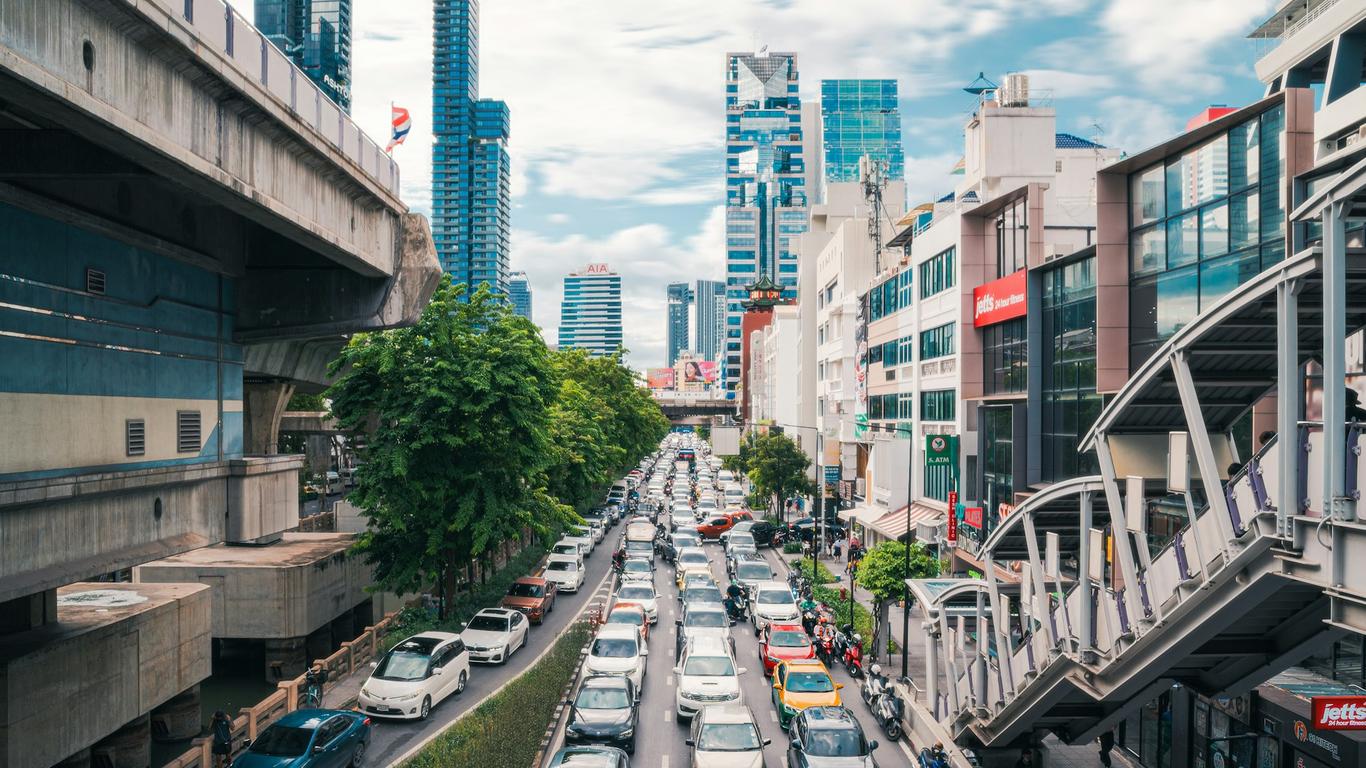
[1323,202,1349,522]
[1172,351,1238,547]
[1277,278,1301,537]
[1078,490,1095,662]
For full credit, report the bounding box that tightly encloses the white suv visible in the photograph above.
[359,632,469,720]
[585,625,648,693]
[749,580,801,631]
[674,636,746,718]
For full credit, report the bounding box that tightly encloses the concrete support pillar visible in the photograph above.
[306,434,333,476]
[264,637,309,682]
[90,714,150,768]
[0,588,56,634]
[242,381,296,456]
[149,685,201,742]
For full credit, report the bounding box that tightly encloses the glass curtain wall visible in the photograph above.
[1041,256,1101,481]
[1128,104,1285,371]
[995,197,1028,278]
[982,317,1027,394]
[981,406,1014,515]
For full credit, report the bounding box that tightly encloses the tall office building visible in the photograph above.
[723,50,807,391]
[666,283,693,366]
[693,279,725,363]
[255,0,352,112]
[820,79,904,188]
[508,270,532,319]
[432,0,512,294]
[558,264,623,358]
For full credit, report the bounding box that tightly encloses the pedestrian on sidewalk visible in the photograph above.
[832,537,842,560]
[210,710,233,767]
[1099,731,1116,767]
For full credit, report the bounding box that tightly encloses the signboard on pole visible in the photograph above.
[926,435,954,466]
[946,490,959,548]
[824,466,840,484]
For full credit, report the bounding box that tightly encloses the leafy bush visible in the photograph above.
[782,542,803,555]
[793,558,894,654]
[403,620,593,768]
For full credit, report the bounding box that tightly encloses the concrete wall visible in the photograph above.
[0,582,212,768]
[135,533,374,639]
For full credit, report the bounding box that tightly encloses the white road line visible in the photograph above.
[769,710,779,722]
[661,755,670,768]
[667,675,674,686]
[664,707,674,723]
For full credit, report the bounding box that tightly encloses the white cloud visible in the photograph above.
[1074,96,1183,158]
[1097,0,1277,94]
[547,213,570,225]
[515,206,725,370]
[1020,69,1117,99]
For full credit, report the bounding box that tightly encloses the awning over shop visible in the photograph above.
[868,503,944,541]
[837,505,885,526]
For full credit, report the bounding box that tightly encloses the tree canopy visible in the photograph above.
[745,431,815,513]
[856,540,942,603]
[326,278,667,614]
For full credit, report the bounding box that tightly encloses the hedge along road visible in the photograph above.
[359,530,619,768]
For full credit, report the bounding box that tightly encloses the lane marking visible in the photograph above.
[664,707,674,723]
[667,675,674,686]
[661,755,670,768]
[769,710,779,722]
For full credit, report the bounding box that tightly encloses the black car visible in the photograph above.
[787,706,879,768]
[747,520,779,547]
[788,517,847,543]
[565,675,639,754]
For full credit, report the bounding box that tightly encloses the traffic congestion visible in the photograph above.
[546,433,920,768]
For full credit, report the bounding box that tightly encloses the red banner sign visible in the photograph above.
[963,506,984,529]
[1312,696,1366,729]
[946,513,957,547]
[972,269,1027,327]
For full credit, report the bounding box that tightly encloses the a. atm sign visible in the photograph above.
[972,269,1027,327]
[1312,696,1366,729]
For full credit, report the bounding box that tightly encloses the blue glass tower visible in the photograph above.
[693,279,724,364]
[724,51,806,390]
[508,271,532,319]
[666,282,693,367]
[255,0,352,112]
[821,79,904,185]
[558,266,623,358]
[432,0,512,294]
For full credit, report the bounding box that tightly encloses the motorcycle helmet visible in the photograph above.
[853,633,862,644]
[870,664,882,676]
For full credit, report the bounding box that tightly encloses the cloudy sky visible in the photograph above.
[245,0,1277,370]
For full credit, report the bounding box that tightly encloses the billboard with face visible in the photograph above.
[683,360,718,383]
[647,368,675,389]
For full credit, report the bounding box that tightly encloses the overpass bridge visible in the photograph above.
[904,173,1366,766]
[0,2,438,765]
[654,395,738,424]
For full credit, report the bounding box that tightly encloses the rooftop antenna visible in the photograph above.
[963,71,997,96]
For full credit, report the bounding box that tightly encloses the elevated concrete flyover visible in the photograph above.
[655,396,738,423]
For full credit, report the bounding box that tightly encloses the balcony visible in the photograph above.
[1253,0,1360,84]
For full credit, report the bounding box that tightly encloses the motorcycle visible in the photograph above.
[863,665,904,741]
[841,629,864,679]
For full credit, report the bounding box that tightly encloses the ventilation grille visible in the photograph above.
[176,411,201,454]
[126,419,145,456]
[86,268,106,295]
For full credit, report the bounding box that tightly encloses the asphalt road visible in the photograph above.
[543,536,918,768]
[358,526,618,767]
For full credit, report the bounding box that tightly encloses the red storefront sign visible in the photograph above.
[972,269,1027,327]
[963,506,984,529]
[1312,696,1366,729]
[946,491,959,547]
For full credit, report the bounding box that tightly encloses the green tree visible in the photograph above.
[552,349,669,473]
[855,539,941,657]
[543,378,625,513]
[326,279,574,617]
[747,431,815,516]
[721,432,758,476]
[286,391,326,411]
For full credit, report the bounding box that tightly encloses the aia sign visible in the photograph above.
[1312,696,1366,729]
[972,269,1027,327]
[585,263,610,274]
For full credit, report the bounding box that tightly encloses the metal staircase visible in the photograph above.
[916,244,1366,751]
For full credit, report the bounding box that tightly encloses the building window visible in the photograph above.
[920,322,955,360]
[994,197,1027,278]
[981,406,1014,514]
[176,411,201,454]
[882,339,898,367]
[919,247,956,298]
[1041,256,1101,482]
[1127,103,1285,369]
[982,317,1027,394]
[921,389,955,422]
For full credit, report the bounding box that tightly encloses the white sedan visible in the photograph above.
[543,554,586,593]
[461,608,529,664]
[615,581,660,624]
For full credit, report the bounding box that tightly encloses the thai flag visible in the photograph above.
[385,105,411,153]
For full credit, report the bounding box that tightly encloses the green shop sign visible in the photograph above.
[925,434,957,465]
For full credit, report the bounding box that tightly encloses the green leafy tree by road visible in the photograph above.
[855,540,942,656]
[327,279,574,617]
[747,431,815,516]
[721,432,757,476]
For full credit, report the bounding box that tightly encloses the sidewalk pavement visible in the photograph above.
[791,549,1133,768]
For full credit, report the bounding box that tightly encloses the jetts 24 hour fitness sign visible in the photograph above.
[1312,696,1366,730]
[972,269,1027,327]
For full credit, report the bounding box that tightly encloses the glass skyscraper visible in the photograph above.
[820,79,904,186]
[724,51,806,390]
[693,279,725,363]
[508,271,532,319]
[255,0,352,112]
[558,265,623,358]
[666,282,693,366]
[432,0,512,294]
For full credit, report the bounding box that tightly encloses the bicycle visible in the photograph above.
[298,666,328,709]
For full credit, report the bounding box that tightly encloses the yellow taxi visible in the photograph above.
[676,563,711,590]
[771,659,842,730]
